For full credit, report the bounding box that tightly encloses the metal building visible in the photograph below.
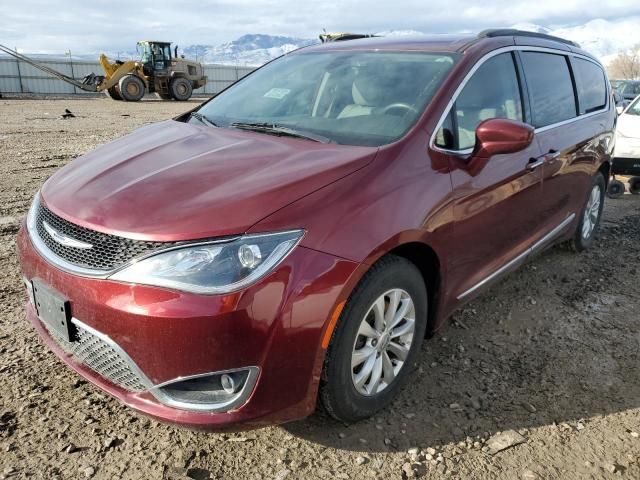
[0,56,255,96]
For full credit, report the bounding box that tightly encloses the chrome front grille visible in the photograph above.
[34,201,179,271]
[41,318,150,392]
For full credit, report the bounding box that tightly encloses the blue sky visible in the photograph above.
[1,0,639,53]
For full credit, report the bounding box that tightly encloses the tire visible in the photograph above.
[570,172,605,252]
[118,75,145,102]
[629,176,640,195]
[105,86,123,101]
[319,255,428,423]
[170,77,193,101]
[607,179,625,199]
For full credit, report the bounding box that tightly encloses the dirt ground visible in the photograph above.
[0,97,639,480]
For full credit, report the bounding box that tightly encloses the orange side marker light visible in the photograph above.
[321,301,346,349]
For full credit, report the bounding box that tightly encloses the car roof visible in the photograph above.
[303,34,477,53]
[300,29,600,63]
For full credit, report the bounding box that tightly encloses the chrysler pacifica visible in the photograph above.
[18,29,614,428]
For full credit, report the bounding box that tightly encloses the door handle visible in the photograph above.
[545,149,561,160]
[527,149,561,170]
[527,158,545,170]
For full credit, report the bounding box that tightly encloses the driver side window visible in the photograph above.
[436,52,524,151]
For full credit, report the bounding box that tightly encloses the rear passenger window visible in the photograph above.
[520,52,577,128]
[574,58,607,114]
[435,53,523,151]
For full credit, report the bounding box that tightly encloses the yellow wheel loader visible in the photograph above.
[0,41,206,101]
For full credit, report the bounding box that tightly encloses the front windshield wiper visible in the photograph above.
[230,122,332,144]
[190,111,218,127]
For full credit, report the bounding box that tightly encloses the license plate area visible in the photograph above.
[32,279,75,342]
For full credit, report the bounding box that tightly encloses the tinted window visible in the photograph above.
[436,53,523,150]
[520,52,576,128]
[574,58,607,114]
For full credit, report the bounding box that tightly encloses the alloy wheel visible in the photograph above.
[351,289,416,396]
[582,184,601,239]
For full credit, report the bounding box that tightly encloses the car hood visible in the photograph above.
[41,120,377,241]
[617,113,640,138]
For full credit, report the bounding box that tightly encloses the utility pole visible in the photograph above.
[66,49,77,94]
[15,46,24,93]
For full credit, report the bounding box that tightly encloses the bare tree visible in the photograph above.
[608,44,640,80]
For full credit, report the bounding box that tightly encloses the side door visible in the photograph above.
[430,51,545,302]
[520,51,610,239]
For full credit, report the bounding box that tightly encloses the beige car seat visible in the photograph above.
[337,79,378,119]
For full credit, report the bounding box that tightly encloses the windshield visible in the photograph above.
[619,82,640,96]
[196,51,457,146]
[626,96,640,116]
[139,43,152,63]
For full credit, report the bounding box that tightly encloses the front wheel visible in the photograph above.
[170,77,193,101]
[319,255,428,423]
[118,75,145,102]
[629,176,640,195]
[570,172,605,252]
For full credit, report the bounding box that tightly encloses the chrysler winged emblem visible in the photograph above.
[42,221,93,250]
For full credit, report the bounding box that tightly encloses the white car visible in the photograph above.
[611,94,640,196]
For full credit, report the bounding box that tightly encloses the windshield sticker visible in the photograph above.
[264,88,290,99]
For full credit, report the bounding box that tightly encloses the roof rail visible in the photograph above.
[478,29,580,48]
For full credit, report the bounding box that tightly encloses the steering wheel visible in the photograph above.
[381,103,418,116]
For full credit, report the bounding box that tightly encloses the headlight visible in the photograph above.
[109,230,304,294]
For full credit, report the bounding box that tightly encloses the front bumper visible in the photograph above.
[17,225,359,429]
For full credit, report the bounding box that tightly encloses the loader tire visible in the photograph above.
[629,176,640,195]
[119,75,145,102]
[105,86,123,101]
[170,77,192,101]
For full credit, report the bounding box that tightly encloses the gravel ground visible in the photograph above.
[0,97,639,480]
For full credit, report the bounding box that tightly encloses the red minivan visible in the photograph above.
[18,30,615,429]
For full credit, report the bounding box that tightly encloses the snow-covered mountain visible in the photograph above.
[182,34,318,66]
[510,20,639,61]
[175,22,637,67]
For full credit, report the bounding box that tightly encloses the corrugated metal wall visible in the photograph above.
[0,57,254,96]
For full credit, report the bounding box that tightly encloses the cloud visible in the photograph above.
[1,0,640,53]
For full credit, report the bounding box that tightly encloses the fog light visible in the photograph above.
[221,373,236,394]
[151,367,259,412]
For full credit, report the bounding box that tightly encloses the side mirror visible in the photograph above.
[455,118,535,176]
[472,118,534,158]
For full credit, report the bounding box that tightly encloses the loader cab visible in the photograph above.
[138,41,172,76]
